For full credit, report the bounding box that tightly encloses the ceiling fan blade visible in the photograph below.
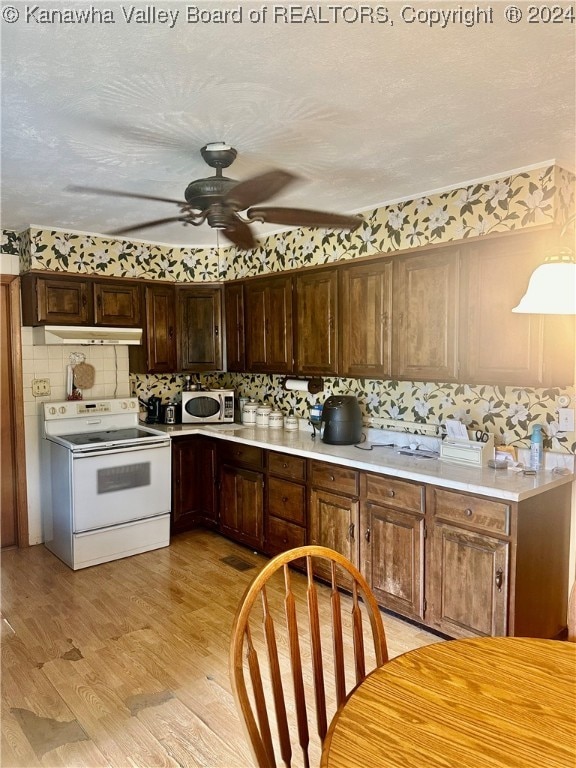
[224,170,298,210]
[108,216,188,235]
[247,206,363,230]
[67,185,186,207]
[222,217,257,250]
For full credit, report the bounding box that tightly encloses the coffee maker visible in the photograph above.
[139,395,163,424]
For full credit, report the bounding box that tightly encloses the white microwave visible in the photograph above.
[181,390,235,423]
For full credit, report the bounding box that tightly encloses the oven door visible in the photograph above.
[71,442,171,532]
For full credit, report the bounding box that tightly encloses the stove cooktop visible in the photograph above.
[58,428,159,446]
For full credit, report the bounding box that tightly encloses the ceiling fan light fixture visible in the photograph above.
[512,250,576,315]
[200,142,237,169]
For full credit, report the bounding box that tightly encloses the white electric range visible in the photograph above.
[43,397,171,570]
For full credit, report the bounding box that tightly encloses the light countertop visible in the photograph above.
[155,422,574,503]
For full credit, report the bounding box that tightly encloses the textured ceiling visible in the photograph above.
[1,2,575,247]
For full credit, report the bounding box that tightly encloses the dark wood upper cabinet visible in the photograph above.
[94,281,141,327]
[129,284,177,374]
[245,275,293,374]
[294,268,339,376]
[178,286,223,372]
[340,260,392,379]
[22,273,92,326]
[224,282,245,372]
[460,230,574,386]
[392,248,460,382]
[21,273,141,328]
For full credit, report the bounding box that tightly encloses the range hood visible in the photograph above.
[32,325,143,346]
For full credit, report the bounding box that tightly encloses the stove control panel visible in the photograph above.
[44,398,138,419]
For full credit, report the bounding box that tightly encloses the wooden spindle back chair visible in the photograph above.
[229,546,388,768]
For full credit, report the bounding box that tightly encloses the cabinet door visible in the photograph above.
[178,286,223,372]
[392,249,459,381]
[427,522,509,638]
[340,260,392,378]
[22,274,92,325]
[245,276,293,373]
[461,231,574,386]
[224,282,245,371]
[294,269,338,376]
[219,464,264,550]
[94,281,141,327]
[172,437,217,533]
[129,284,177,374]
[309,487,359,582]
[360,502,424,620]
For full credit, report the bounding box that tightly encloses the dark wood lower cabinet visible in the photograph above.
[171,436,218,534]
[171,441,571,640]
[219,464,264,550]
[427,522,509,637]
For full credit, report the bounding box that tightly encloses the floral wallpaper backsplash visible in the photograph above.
[6,162,575,457]
[131,373,576,455]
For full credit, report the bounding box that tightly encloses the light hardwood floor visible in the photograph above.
[1,531,442,767]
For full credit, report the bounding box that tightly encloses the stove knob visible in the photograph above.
[128,401,136,409]
[48,407,56,415]
[59,406,66,414]
[120,401,127,409]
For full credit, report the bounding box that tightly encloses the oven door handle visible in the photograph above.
[72,440,170,457]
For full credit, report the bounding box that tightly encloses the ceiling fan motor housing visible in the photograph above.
[184,175,238,210]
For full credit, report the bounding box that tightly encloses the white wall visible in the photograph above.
[20,333,130,543]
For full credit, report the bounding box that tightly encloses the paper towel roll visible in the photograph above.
[284,378,310,392]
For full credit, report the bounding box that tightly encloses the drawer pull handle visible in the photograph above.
[388,490,395,498]
[465,508,473,517]
[365,528,370,543]
[495,568,504,592]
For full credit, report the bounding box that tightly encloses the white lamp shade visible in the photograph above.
[512,260,576,314]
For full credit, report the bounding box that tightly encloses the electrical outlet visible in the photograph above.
[32,378,51,397]
[558,408,575,432]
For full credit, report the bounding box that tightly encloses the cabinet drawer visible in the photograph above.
[268,477,306,525]
[309,461,359,497]
[363,473,424,514]
[432,488,510,535]
[266,516,306,553]
[219,442,263,469]
[268,451,306,481]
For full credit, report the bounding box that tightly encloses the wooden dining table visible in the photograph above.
[321,636,576,768]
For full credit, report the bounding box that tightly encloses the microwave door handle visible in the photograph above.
[219,393,224,416]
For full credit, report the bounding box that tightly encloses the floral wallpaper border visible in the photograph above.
[3,163,573,282]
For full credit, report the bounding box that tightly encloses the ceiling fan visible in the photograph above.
[69,142,363,249]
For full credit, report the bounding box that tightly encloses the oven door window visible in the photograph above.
[97,462,150,494]
[185,396,221,419]
[72,445,171,532]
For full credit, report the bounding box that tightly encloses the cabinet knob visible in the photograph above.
[495,568,504,592]
[282,462,288,468]
[348,523,355,541]
[329,474,335,482]
[465,508,473,517]
[282,496,288,503]
[365,528,370,543]
[388,489,395,498]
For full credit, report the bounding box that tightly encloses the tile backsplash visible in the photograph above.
[21,327,130,416]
